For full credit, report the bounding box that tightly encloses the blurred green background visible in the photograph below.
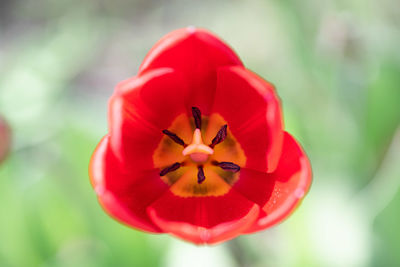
[1,0,400,266]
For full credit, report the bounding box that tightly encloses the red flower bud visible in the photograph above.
[89,27,312,244]
[0,115,11,164]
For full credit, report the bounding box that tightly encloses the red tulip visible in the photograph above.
[0,115,11,164]
[89,27,312,244]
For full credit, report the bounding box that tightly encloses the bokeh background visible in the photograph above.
[1,0,400,266]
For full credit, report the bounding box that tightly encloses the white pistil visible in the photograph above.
[182,129,214,163]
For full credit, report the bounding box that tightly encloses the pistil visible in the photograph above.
[182,128,214,163]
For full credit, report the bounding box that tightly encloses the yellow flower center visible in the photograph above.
[153,109,246,197]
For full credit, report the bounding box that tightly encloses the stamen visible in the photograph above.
[210,124,227,148]
[197,165,206,184]
[160,162,181,176]
[192,107,202,129]
[162,129,186,147]
[213,161,241,173]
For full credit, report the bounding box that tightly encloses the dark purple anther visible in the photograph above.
[210,124,227,148]
[197,165,206,184]
[162,129,186,147]
[160,162,181,176]
[214,161,241,173]
[192,107,202,129]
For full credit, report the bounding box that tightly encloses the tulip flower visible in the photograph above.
[0,115,11,165]
[90,27,312,244]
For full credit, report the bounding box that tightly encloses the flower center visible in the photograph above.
[157,107,242,187]
[182,128,214,163]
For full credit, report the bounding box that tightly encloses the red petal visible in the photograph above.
[138,27,243,115]
[147,189,259,244]
[139,27,242,75]
[89,136,168,233]
[212,66,284,172]
[232,168,276,207]
[109,68,188,170]
[243,132,312,233]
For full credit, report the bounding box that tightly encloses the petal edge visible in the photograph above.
[244,132,312,233]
